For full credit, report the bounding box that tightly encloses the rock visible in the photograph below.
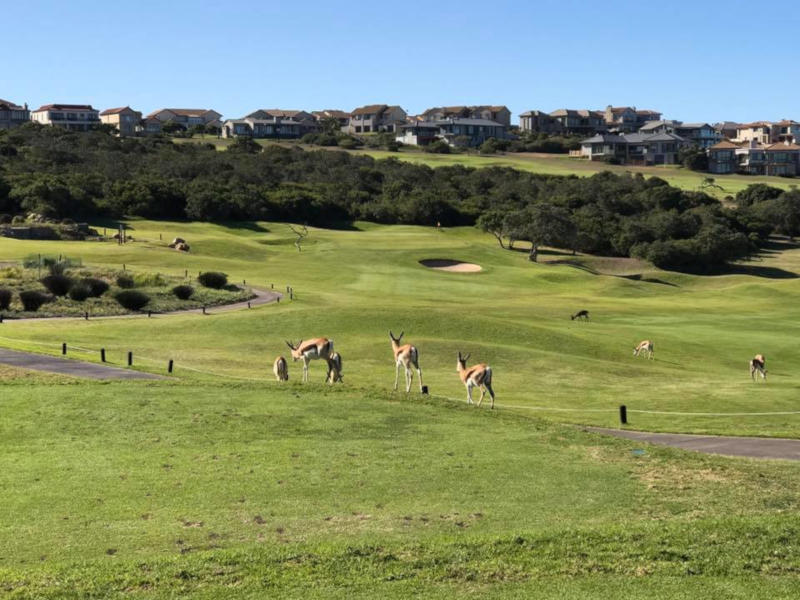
[171,237,186,246]
[175,242,190,252]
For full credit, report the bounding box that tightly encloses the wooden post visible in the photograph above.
[62,343,67,355]
[127,351,133,366]
[202,305,206,315]
[619,405,628,425]
[147,311,151,318]
[185,269,188,278]
[168,359,174,373]
[247,301,251,309]
[243,279,246,285]
[84,311,88,321]
[422,385,429,395]
[159,233,162,241]
[0,314,3,324]
[101,348,106,362]
[123,263,126,271]
[271,283,274,289]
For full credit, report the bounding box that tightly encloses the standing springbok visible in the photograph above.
[633,340,654,359]
[750,354,766,382]
[389,331,423,393]
[286,338,334,382]
[456,352,495,409]
[273,356,289,381]
[327,352,343,383]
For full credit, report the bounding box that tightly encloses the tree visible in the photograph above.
[319,117,342,136]
[523,203,575,262]
[477,210,507,249]
[160,120,185,135]
[679,145,708,171]
[735,184,783,207]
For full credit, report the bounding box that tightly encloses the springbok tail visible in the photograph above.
[484,367,495,398]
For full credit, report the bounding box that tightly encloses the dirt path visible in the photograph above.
[0,348,164,380]
[586,427,800,461]
[5,288,282,322]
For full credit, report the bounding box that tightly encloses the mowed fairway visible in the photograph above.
[2,222,800,598]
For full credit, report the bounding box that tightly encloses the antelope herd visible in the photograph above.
[271,316,767,405]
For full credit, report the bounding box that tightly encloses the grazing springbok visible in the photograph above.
[571,310,589,321]
[273,356,289,381]
[327,352,343,383]
[750,354,766,382]
[456,352,495,409]
[633,340,654,359]
[389,331,423,393]
[286,338,334,382]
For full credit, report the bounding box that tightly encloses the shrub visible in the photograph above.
[114,290,150,311]
[198,271,228,289]
[172,284,194,300]
[68,282,91,302]
[133,272,167,287]
[0,288,11,310]
[83,277,109,297]
[116,274,134,289]
[41,274,73,296]
[337,137,358,150]
[424,140,451,154]
[19,290,49,312]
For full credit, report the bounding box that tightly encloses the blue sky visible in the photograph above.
[2,0,798,124]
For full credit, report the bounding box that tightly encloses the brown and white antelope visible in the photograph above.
[633,340,654,359]
[286,338,334,382]
[327,352,343,383]
[750,354,766,382]
[456,352,495,409]
[389,331,423,393]
[273,356,289,381]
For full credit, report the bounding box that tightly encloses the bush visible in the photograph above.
[114,290,150,311]
[337,137,358,150]
[19,290,49,312]
[0,288,11,310]
[172,284,194,300]
[198,271,228,289]
[424,140,451,154]
[116,274,134,288]
[83,277,109,297]
[41,274,73,296]
[133,272,167,287]
[68,282,91,302]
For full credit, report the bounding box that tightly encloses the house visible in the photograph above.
[311,109,351,129]
[714,121,739,140]
[0,98,29,129]
[773,120,800,143]
[707,141,740,174]
[347,104,407,134]
[549,109,606,135]
[580,132,687,164]
[638,120,680,135]
[519,110,560,134]
[421,105,511,127]
[396,118,508,147]
[99,106,142,136]
[604,106,661,132]
[734,122,774,145]
[145,108,223,132]
[30,104,100,131]
[221,116,305,139]
[244,109,318,136]
[764,141,800,176]
[673,123,720,148]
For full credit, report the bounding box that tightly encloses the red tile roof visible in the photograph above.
[351,104,389,116]
[99,106,138,116]
[34,104,95,112]
[0,98,24,110]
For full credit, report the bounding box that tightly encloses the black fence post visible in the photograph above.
[202,305,207,315]
[127,351,133,366]
[168,359,174,373]
[62,343,67,355]
[0,314,3,324]
[422,385,429,395]
[101,348,106,362]
[619,405,628,425]
[247,301,251,309]
[84,311,88,321]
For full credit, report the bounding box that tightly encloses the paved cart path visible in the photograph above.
[586,427,800,461]
[0,348,165,380]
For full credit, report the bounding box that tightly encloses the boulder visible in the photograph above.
[175,242,190,252]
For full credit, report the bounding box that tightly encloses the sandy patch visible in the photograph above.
[420,259,482,272]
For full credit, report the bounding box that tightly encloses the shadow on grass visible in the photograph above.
[617,274,679,287]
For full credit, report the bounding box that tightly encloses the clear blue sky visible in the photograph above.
[2,0,798,124]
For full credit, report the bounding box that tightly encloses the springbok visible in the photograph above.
[389,331,423,393]
[286,338,334,382]
[456,352,495,409]
[273,356,288,381]
[327,352,343,383]
[750,354,766,382]
[633,340,654,359]
[571,310,589,321]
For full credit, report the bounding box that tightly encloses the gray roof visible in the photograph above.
[676,122,712,129]
[581,134,626,143]
[436,118,505,126]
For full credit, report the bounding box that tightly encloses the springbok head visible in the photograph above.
[457,351,470,372]
[285,340,303,361]
[389,331,404,345]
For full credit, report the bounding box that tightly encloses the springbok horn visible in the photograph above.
[285,340,294,350]
[464,353,471,361]
[398,331,404,339]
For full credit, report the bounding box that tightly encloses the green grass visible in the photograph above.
[173,137,797,198]
[3,221,800,597]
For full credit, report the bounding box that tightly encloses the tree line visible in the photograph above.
[1,124,798,269]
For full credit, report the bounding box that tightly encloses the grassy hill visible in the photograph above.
[2,222,800,597]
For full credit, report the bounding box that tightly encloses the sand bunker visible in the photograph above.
[419,259,482,272]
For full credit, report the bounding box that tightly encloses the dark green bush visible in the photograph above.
[172,284,194,300]
[83,277,109,297]
[0,288,11,310]
[68,282,91,302]
[41,274,73,296]
[114,290,150,311]
[116,274,134,289]
[198,271,227,289]
[19,290,49,312]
